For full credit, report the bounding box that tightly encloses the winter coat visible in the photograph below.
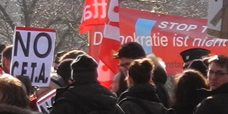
[155,82,171,108]
[0,104,41,114]
[50,82,124,114]
[118,84,166,114]
[194,83,228,114]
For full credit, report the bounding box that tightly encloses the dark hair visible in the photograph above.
[0,44,6,53]
[174,69,208,109]
[153,65,167,84]
[16,75,32,96]
[2,45,13,60]
[128,58,154,84]
[113,42,146,59]
[208,55,228,71]
[57,59,74,84]
[187,59,207,77]
[54,51,67,64]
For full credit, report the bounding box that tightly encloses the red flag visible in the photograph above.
[99,0,120,74]
[79,0,108,33]
[0,68,3,75]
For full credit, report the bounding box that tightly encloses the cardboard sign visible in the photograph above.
[11,27,56,87]
[37,89,56,114]
[207,0,228,38]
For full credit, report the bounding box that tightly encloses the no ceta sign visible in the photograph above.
[11,27,56,87]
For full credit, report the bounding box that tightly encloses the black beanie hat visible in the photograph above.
[71,54,98,84]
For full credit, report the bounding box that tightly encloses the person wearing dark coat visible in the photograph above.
[194,55,228,114]
[111,42,146,96]
[172,69,208,114]
[50,54,124,114]
[118,58,168,114]
[0,104,41,114]
[147,54,171,108]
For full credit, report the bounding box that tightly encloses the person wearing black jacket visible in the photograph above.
[50,54,124,114]
[194,55,228,114]
[118,58,170,114]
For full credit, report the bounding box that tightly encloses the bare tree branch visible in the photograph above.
[0,4,15,30]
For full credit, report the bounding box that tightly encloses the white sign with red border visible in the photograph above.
[11,27,56,87]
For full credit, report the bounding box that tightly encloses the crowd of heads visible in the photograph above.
[1,41,228,114]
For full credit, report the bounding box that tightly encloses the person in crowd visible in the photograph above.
[118,58,174,114]
[0,44,6,74]
[194,55,228,114]
[0,44,6,68]
[38,49,87,111]
[172,69,208,114]
[147,53,171,108]
[56,59,74,86]
[16,75,33,96]
[1,45,13,74]
[110,69,126,96]
[50,53,124,114]
[0,104,41,114]
[187,59,208,77]
[37,50,85,99]
[0,73,41,114]
[51,49,87,87]
[16,75,39,111]
[111,42,146,96]
[58,49,86,62]
[0,73,43,114]
[180,48,210,69]
[53,51,67,71]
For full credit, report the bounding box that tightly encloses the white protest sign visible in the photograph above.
[11,27,56,87]
[37,89,56,114]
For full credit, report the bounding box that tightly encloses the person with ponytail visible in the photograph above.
[118,58,172,114]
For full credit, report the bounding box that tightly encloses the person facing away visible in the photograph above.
[50,53,124,114]
[172,69,208,114]
[110,42,146,96]
[0,73,41,114]
[147,53,171,108]
[55,49,87,86]
[118,58,169,114]
[194,55,228,114]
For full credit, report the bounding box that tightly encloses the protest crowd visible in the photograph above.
[1,40,228,114]
[1,0,228,114]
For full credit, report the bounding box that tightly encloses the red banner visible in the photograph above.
[99,0,120,74]
[89,7,228,88]
[79,0,108,33]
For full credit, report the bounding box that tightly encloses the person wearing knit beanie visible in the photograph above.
[71,54,98,84]
[57,59,74,86]
[50,53,124,114]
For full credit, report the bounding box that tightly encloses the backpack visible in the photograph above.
[119,97,175,114]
